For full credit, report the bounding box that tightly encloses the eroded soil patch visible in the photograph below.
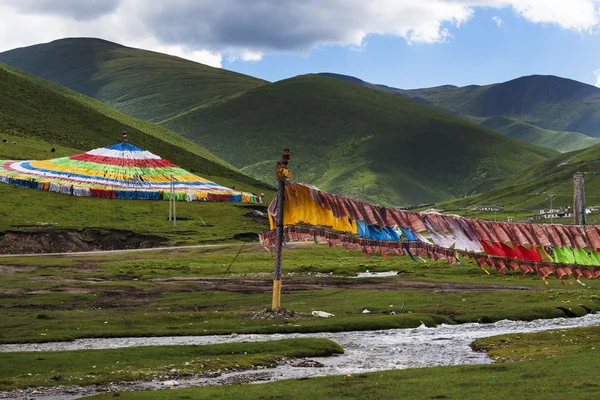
[0,229,168,254]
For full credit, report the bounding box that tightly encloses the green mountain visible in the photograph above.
[0,62,271,245]
[0,39,560,205]
[318,73,600,152]
[0,62,267,192]
[163,74,557,206]
[0,38,268,123]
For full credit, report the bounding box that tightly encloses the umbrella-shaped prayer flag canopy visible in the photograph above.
[0,142,261,203]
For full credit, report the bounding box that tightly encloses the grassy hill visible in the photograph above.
[0,38,268,123]
[0,39,566,205]
[479,116,600,152]
[0,63,271,245]
[0,62,269,191]
[448,75,600,136]
[318,73,600,152]
[434,142,600,223]
[163,74,557,206]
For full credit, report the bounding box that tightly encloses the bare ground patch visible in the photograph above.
[0,264,36,275]
[0,229,168,254]
[148,277,532,294]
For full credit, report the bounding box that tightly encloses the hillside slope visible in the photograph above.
[435,142,600,224]
[0,63,271,245]
[163,75,557,206]
[0,62,268,193]
[0,38,268,123]
[479,116,600,152]
[319,73,600,151]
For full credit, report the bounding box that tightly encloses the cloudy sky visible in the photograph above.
[1,0,600,89]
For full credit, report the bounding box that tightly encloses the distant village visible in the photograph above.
[465,204,599,222]
[529,205,599,221]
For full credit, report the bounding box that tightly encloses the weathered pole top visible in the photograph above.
[275,148,292,181]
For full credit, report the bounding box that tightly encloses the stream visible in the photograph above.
[1,314,599,399]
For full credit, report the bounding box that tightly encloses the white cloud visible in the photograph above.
[0,0,599,66]
[492,15,504,26]
[132,40,222,67]
[595,69,600,87]
[227,50,264,63]
[508,0,599,32]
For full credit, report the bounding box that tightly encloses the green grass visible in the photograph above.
[0,244,568,284]
[0,184,268,245]
[0,133,80,160]
[2,246,599,399]
[1,63,237,171]
[1,246,598,344]
[471,325,600,362]
[87,343,600,400]
[0,338,342,390]
[163,74,556,206]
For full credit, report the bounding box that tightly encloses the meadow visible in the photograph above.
[2,245,598,343]
[1,229,599,399]
[87,345,600,400]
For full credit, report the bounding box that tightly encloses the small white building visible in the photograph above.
[471,205,503,212]
[538,206,572,220]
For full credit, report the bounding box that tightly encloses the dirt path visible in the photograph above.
[0,243,228,258]
[0,241,311,258]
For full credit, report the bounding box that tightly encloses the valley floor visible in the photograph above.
[0,245,598,399]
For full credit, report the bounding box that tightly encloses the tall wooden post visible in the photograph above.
[272,149,291,309]
[173,182,177,228]
[574,172,586,225]
[169,174,173,221]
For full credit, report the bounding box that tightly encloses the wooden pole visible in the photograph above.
[169,174,173,221]
[174,190,177,228]
[272,178,285,309]
[272,149,291,310]
[574,172,586,225]
[172,174,177,228]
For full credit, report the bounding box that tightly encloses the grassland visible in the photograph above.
[0,338,342,390]
[472,325,600,362]
[1,245,598,344]
[0,184,268,246]
[164,74,556,206]
[0,133,80,160]
[1,244,598,398]
[86,327,600,400]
